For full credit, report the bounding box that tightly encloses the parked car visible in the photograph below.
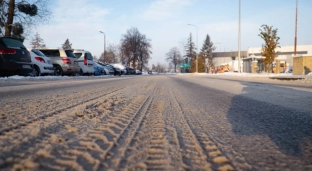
[93,62,106,76]
[135,70,142,75]
[285,66,293,73]
[126,67,136,75]
[73,49,94,75]
[111,63,126,75]
[0,37,33,76]
[95,62,114,75]
[27,48,54,76]
[38,48,80,76]
[105,64,121,76]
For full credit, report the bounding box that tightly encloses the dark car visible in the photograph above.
[98,63,121,76]
[125,67,135,75]
[0,37,33,76]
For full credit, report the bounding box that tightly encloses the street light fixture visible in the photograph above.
[188,24,198,73]
[99,31,106,63]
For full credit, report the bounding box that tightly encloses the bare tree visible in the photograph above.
[30,32,45,48]
[258,25,280,73]
[155,62,165,73]
[100,44,119,63]
[166,47,182,73]
[0,0,51,41]
[120,27,152,70]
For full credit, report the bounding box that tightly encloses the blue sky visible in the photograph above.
[24,0,312,66]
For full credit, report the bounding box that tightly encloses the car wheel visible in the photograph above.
[80,69,84,76]
[34,65,41,76]
[54,65,63,76]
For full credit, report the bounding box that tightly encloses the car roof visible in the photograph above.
[37,48,68,50]
[0,36,21,41]
[73,49,91,53]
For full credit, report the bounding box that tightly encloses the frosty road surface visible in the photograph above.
[0,75,312,171]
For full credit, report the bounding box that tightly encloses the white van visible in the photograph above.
[73,49,94,75]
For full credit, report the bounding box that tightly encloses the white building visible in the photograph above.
[247,45,312,67]
[211,45,312,73]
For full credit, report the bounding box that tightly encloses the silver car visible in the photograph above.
[38,48,80,76]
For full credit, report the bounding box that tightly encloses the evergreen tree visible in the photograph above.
[201,34,216,73]
[30,32,46,48]
[184,33,197,72]
[184,33,197,62]
[62,39,72,50]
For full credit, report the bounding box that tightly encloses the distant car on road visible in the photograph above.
[0,37,33,76]
[135,70,142,75]
[27,48,54,76]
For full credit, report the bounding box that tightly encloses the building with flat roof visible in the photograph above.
[211,45,312,73]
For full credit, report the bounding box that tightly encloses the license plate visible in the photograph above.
[22,65,31,69]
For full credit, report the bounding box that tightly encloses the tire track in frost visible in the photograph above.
[0,90,152,171]
[171,86,252,171]
[0,86,123,135]
[164,88,213,171]
[0,79,145,135]
[116,99,173,171]
[49,95,152,171]
[0,91,127,171]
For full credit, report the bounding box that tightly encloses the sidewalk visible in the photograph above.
[176,72,312,81]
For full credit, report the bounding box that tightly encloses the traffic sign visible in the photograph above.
[179,63,190,68]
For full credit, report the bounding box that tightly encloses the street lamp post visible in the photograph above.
[238,0,241,73]
[188,24,198,73]
[99,31,106,63]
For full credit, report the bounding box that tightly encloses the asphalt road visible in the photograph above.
[0,75,311,171]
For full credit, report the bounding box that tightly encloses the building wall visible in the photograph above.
[212,51,247,67]
[247,45,312,67]
[293,56,312,75]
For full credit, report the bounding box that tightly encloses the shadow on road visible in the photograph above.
[226,82,312,156]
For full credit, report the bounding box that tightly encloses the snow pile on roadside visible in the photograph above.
[0,75,72,80]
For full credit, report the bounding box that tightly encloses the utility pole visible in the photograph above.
[294,0,298,56]
[238,0,241,73]
[99,31,106,62]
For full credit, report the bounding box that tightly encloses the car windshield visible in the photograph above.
[1,38,26,49]
[31,49,47,57]
[65,50,76,58]
[74,53,82,58]
[85,53,93,60]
